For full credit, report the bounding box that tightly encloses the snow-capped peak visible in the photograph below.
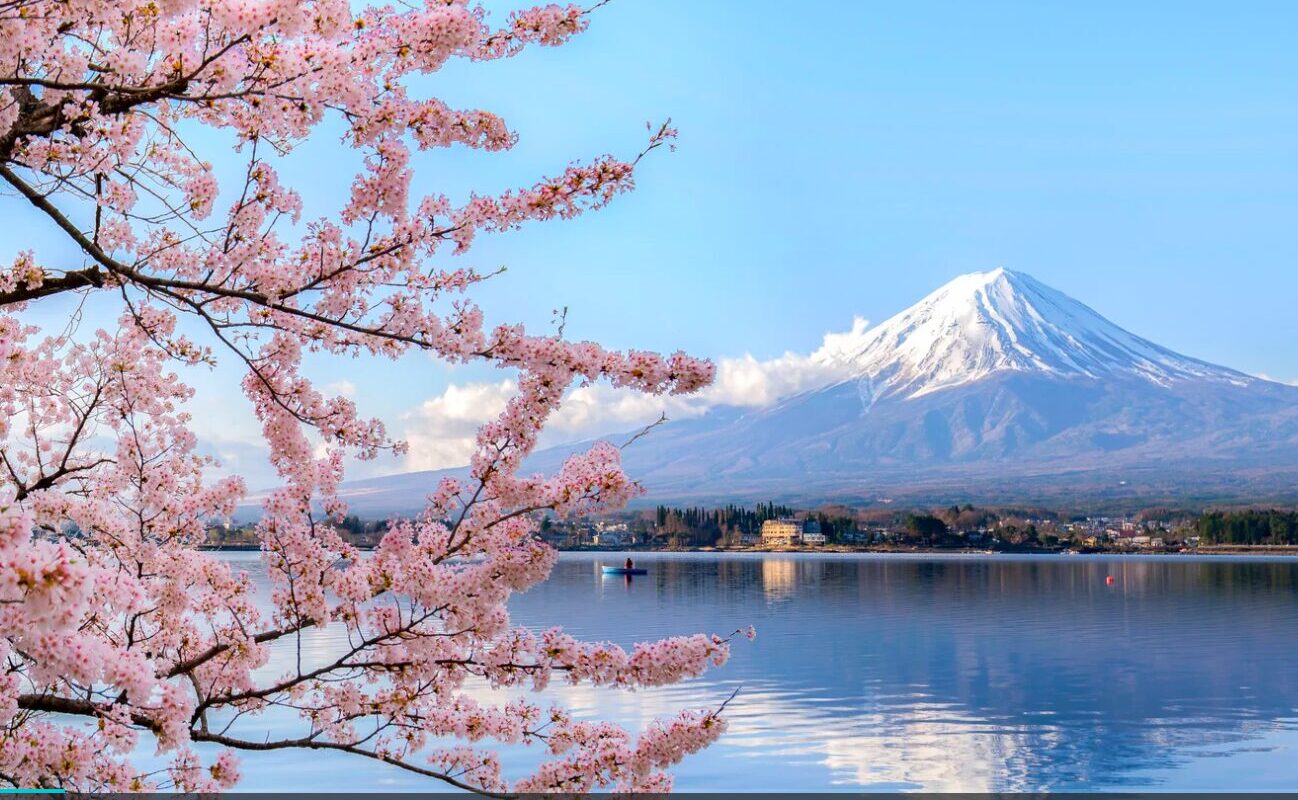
[837,268,1249,401]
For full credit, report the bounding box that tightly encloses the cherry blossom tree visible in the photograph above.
[0,0,749,792]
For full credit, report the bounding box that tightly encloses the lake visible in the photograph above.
[210,552,1298,792]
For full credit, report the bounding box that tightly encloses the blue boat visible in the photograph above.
[601,566,648,575]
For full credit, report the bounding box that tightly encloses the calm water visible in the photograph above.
[207,552,1298,792]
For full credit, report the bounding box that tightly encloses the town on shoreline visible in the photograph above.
[203,503,1298,555]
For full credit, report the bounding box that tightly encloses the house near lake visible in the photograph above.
[760,518,825,546]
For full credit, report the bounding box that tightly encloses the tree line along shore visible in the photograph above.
[201,506,1298,553]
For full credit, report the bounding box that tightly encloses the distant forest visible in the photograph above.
[1197,510,1298,545]
[649,502,871,547]
[652,503,794,546]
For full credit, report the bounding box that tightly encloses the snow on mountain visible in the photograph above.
[838,267,1251,404]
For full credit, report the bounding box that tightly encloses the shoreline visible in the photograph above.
[196,543,1298,556]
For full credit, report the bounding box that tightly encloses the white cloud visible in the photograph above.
[699,315,872,408]
[402,380,515,471]
[327,379,358,398]
[813,315,873,363]
[397,318,872,471]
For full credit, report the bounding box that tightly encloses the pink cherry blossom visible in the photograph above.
[0,0,739,793]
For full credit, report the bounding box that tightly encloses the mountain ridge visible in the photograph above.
[326,269,1298,514]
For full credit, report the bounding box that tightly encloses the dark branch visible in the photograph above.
[0,267,105,306]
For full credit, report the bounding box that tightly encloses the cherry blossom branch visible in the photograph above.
[188,731,512,798]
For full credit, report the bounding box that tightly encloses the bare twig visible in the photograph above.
[620,412,667,449]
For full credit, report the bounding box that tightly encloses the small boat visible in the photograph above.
[601,566,648,575]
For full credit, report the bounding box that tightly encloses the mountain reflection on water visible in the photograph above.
[216,552,1298,792]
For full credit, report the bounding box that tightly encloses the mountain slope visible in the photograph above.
[597,370,1298,502]
[335,269,1298,513]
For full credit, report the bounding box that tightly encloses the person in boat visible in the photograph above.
[624,557,634,570]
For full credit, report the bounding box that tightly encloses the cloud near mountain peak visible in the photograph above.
[399,319,870,472]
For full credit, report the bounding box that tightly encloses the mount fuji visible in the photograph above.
[833,268,1252,403]
[339,269,1298,512]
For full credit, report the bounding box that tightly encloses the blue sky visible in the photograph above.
[429,0,1298,365]
[12,0,1298,485]
[404,0,1298,378]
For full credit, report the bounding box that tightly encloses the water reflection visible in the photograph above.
[214,552,1298,792]
[761,557,797,600]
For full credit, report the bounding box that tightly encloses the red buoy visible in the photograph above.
[1105,575,1116,585]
